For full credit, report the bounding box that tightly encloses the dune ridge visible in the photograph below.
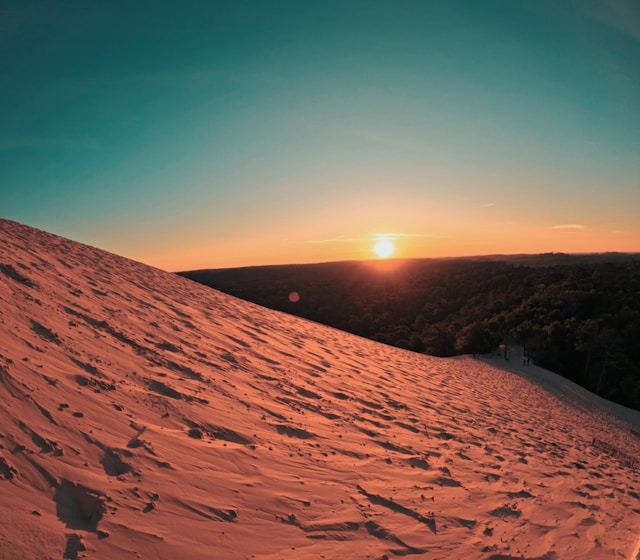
[0,218,638,559]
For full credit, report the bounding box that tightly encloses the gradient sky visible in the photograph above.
[1,0,639,270]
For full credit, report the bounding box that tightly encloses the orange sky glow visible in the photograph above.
[2,1,639,271]
[133,222,640,272]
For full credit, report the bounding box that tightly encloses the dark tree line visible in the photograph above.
[179,254,640,410]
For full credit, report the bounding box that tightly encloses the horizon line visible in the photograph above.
[175,250,640,273]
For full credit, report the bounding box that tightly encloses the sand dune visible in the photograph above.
[0,218,638,559]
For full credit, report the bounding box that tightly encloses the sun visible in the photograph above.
[373,238,395,259]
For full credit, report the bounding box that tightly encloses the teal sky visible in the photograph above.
[2,0,639,270]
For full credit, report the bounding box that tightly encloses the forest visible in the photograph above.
[179,254,640,411]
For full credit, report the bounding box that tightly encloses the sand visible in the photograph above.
[0,218,638,559]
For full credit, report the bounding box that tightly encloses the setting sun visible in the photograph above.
[373,238,395,259]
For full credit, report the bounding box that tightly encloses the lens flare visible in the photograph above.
[288,291,300,303]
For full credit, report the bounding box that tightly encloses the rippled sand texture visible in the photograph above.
[1,218,638,560]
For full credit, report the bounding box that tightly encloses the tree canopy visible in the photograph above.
[180,255,640,410]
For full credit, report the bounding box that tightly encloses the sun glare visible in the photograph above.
[373,238,395,259]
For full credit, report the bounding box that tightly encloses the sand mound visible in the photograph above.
[0,218,638,559]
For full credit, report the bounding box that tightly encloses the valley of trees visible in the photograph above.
[180,254,640,411]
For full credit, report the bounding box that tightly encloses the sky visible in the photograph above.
[1,0,639,271]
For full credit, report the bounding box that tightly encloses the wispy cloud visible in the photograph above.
[580,0,640,41]
[321,121,428,153]
[303,236,363,245]
[536,0,640,42]
[304,232,439,245]
[372,233,435,239]
[480,202,496,208]
[550,224,586,230]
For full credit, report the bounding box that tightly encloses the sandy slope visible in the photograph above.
[0,218,638,560]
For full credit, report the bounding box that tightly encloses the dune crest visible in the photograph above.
[0,218,638,559]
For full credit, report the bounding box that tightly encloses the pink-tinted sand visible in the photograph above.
[1,219,638,559]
